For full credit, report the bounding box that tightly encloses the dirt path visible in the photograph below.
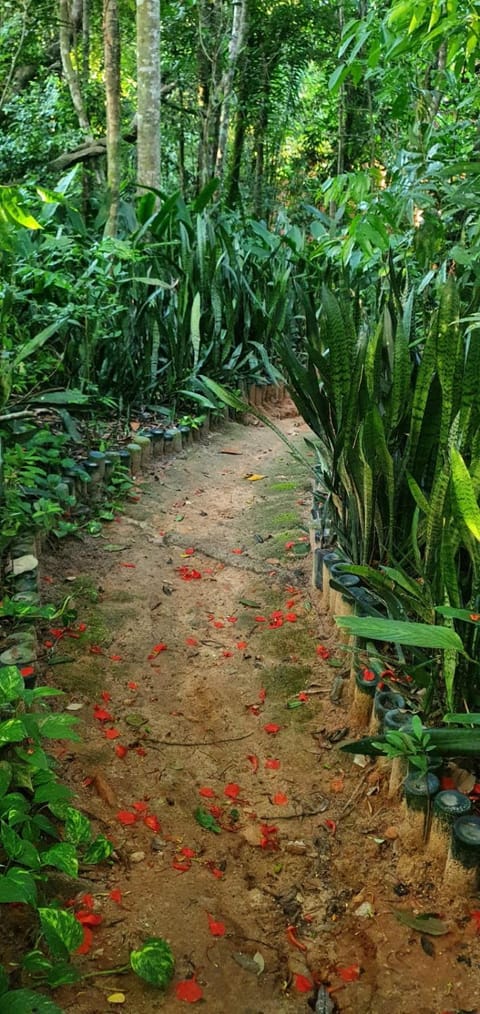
[42,413,480,1014]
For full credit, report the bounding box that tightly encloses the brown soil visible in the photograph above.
[30,413,480,1012]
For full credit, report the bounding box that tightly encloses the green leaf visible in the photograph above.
[0,762,12,798]
[82,834,114,864]
[393,910,448,935]
[0,824,40,869]
[0,868,37,905]
[0,719,26,744]
[0,989,63,1013]
[335,616,464,651]
[41,843,78,877]
[0,666,24,704]
[451,447,480,541]
[36,714,80,741]
[22,950,53,975]
[130,937,175,989]
[64,807,92,846]
[13,320,66,368]
[194,806,221,834]
[46,962,81,988]
[33,782,73,806]
[443,713,480,726]
[39,907,83,960]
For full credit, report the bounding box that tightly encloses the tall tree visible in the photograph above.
[103,0,121,236]
[58,0,92,136]
[136,0,161,191]
[214,0,247,182]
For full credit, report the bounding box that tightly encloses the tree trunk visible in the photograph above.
[136,0,161,191]
[81,0,90,86]
[214,0,247,182]
[103,0,121,237]
[58,0,92,135]
[226,102,245,206]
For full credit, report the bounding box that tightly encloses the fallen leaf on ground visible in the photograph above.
[245,474,266,481]
[92,772,117,807]
[107,994,126,1004]
[393,910,448,935]
[330,777,344,793]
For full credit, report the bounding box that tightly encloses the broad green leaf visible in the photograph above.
[64,807,92,846]
[335,616,464,651]
[13,320,66,367]
[0,989,63,1013]
[33,782,73,806]
[0,666,24,703]
[39,907,83,959]
[130,937,175,988]
[0,762,12,798]
[22,950,53,974]
[41,843,78,877]
[0,719,26,744]
[451,447,480,541]
[443,713,480,725]
[0,868,37,905]
[46,962,81,988]
[82,833,114,864]
[36,714,80,741]
[0,824,39,869]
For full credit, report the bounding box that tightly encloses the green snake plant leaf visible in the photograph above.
[451,447,480,541]
[335,615,464,651]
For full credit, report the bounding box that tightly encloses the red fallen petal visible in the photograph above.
[269,618,283,628]
[20,665,35,678]
[152,643,167,653]
[133,801,148,812]
[144,814,161,832]
[89,645,104,655]
[127,681,138,690]
[264,723,281,734]
[265,758,280,770]
[213,620,224,629]
[227,616,238,623]
[247,704,260,715]
[109,888,122,904]
[337,963,360,982]
[110,654,122,662]
[184,548,195,556]
[285,541,295,550]
[255,616,267,623]
[207,912,226,936]
[115,745,128,759]
[199,787,215,798]
[50,628,65,639]
[105,728,120,740]
[247,754,259,773]
[135,747,147,756]
[236,641,247,650]
[186,637,198,646]
[273,792,288,805]
[271,610,284,620]
[285,612,297,623]
[76,911,103,926]
[120,562,136,568]
[181,847,196,858]
[294,973,313,993]
[316,645,330,659]
[209,805,223,819]
[286,599,296,608]
[258,688,266,703]
[297,692,309,702]
[101,691,111,702]
[470,910,480,931]
[324,819,337,834]
[224,783,240,800]
[81,893,94,910]
[93,707,113,722]
[175,978,203,1002]
[172,858,191,872]
[77,622,87,633]
[76,925,93,955]
[222,650,233,658]
[42,575,54,584]
[117,810,137,825]
[232,548,243,554]
[44,641,54,649]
